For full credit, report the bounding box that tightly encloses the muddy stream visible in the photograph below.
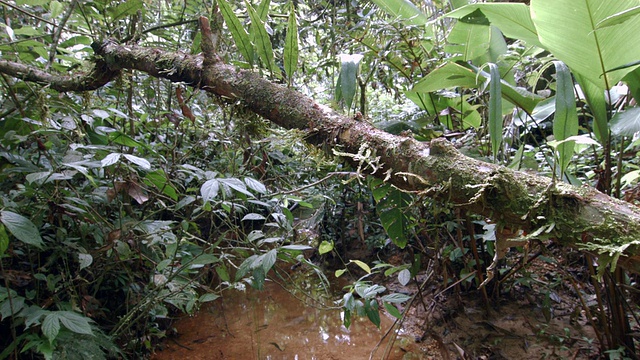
[152,275,410,360]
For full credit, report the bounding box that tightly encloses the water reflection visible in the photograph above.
[153,277,405,359]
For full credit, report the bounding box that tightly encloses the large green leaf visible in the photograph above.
[552,61,579,177]
[413,62,542,113]
[487,63,502,159]
[445,21,491,62]
[218,0,255,65]
[246,1,280,77]
[369,0,430,26]
[574,73,609,142]
[446,4,541,47]
[284,3,299,85]
[0,210,44,249]
[596,5,640,29]
[336,54,363,112]
[531,0,640,90]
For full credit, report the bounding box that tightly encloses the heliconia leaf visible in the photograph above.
[337,54,363,112]
[284,3,299,86]
[369,0,430,26]
[552,61,578,177]
[412,62,542,114]
[246,1,280,77]
[445,4,541,47]
[610,107,640,136]
[0,210,44,249]
[445,21,491,62]
[596,5,640,29]
[217,0,254,65]
[487,63,502,160]
[531,0,640,90]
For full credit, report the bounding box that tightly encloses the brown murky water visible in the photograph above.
[152,279,408,360]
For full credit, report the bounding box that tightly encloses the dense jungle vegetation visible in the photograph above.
[1,0,640,358]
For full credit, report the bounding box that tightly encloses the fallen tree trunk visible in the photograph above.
[1,37,639,274]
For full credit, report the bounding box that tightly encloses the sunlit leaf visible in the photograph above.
[242,213,266,221]
[78,253,92,270]
[244,177,267,194]
[381,293,411,303]
[101,153,121,167]
[318,240,334,255]
[349,259,371,274]
[445,21,491,61]
[369,0,430,26]
[281,244,313,251]
[201,179,220,202]
[446,3,541,46]
[397,269,411,286]
[123,154,151,170]
[531,0,640,89]
[596,5,640,29]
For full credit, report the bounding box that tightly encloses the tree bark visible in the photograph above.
[1,39,639,274]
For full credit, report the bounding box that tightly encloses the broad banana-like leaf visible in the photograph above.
[574,73,609,142]
[369,0,430,26]
[531,0,640,90]
[445,4,541,47]
[610,107,640,137]
[413,62,542,114]
[596,5,640,29]
[552,61,578,177]
[445,21,491,62]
